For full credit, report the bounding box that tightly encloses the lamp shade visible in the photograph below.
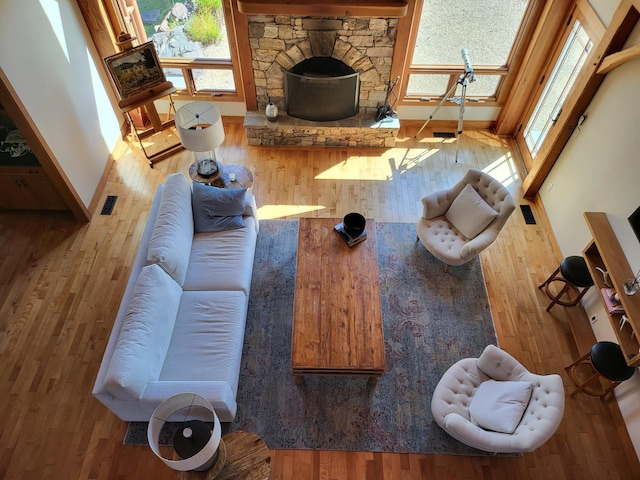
[148,393,222,472]
[175,102,225,152]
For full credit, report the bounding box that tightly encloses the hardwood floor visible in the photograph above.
[0,122,638,479]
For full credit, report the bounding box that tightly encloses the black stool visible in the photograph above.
[539,256,594,312]
[565,341,635,399]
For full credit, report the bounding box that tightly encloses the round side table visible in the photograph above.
[189,164,253,190]
[176,431,270,480]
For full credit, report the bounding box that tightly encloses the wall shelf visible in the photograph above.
[583,211,640,366]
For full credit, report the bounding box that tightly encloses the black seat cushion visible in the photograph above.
[560,256,593,288]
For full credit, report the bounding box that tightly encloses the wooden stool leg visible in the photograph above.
[539,266,560,289]
[565,351,618,399]
[569,371,600,397]
[546,282,572,312]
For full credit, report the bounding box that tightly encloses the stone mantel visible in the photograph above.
[237,0,408,18]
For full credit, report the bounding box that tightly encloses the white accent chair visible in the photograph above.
[416,168,515,268]
[431,345,565,454]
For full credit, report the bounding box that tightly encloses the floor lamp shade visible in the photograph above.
[175,102,225,153]
[148,393,222,472]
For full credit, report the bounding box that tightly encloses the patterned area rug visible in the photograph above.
[126,220,498,455]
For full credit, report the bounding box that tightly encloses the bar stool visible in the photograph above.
[539,256,594,312]
[565,341,635,399]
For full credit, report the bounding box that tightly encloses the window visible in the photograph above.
[406,0,535,103]
[522,19,591,158]
[117,0,241,98]
[514,1,602,172]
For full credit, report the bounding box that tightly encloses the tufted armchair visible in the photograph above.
[431,345,565,454]
[416,168,515,267]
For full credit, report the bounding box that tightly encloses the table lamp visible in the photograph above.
[148,393,225,473]
[175,102,225,177]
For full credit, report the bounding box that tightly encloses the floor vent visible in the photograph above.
[433,132,456,138]
[101,195,118,215]
[520,204,536,225]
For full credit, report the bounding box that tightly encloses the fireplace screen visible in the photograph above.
[285,57,359,122]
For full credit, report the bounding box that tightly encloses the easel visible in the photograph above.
[115,34,183,167]
[414,50,476,163]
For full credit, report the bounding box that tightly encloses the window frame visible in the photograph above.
[111,0,245,103]
[514,2,604,172]
[399,0,545,107]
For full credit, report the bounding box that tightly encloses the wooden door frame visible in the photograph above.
[0,68,91,222]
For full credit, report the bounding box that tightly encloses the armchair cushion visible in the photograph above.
[469,379,533,434]
[445,183,498,239]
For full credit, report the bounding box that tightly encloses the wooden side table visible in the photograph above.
[176,431,270,480]
[189,164,253,190]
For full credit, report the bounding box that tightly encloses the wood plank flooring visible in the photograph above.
[0,122,638,479]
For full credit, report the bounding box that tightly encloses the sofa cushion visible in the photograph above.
[104,264,182,400]
[147,173,194,285]
[183,224,257,293]
[445,183,498,239]
[192,182,246,233]
[159,290,248,395]
[469,379,533,434]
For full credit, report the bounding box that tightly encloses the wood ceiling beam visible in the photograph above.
[237,0,408,17]
[597,44,640,73]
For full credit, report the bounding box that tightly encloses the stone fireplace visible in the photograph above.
[244,15,400,147]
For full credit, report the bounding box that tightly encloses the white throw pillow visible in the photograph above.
[147,173,194,285]
[445,183,498,239]
[469,379,533,434]
[104,264,181,400]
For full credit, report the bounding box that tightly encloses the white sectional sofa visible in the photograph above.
[92,173,258,422]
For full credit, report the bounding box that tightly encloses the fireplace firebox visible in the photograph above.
[284,57,359,122]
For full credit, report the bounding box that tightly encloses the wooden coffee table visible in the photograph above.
[291,217,386,384]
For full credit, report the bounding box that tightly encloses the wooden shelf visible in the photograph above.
[237,0,408,17]
[583,212,640,366]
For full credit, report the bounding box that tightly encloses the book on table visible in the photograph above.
[333,222,367,247]
[601,287,625,314]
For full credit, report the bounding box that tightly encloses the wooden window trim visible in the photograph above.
[396,0,546,109]
[520,0,639,197]
[78,0,246,103]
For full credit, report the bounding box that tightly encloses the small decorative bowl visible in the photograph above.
[343,212,366,237]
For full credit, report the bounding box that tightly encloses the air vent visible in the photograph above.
[101,195,118,215]
[520,205,536,225]
[433,132,455,138]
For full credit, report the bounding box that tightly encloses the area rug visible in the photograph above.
[126,220,498,455]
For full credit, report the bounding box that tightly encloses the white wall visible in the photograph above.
[538,11,640,458]
[0,0,120,209]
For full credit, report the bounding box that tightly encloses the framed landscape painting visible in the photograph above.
[104,41,166,100]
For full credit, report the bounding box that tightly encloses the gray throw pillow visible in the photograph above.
[192,182,246,233]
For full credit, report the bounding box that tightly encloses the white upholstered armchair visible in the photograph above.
[416,168,515,267]
[431,345,565,454]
